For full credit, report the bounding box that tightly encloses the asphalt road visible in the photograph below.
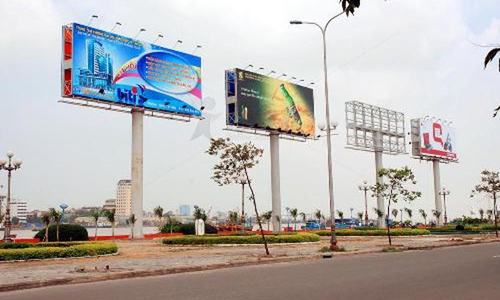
[2,242,500,300]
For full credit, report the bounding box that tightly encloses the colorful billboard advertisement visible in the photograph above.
[415,118,457,160]
[225,69,315,137]
[62,23,202,117]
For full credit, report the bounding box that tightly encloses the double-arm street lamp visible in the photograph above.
[358,181,370,226]
[439,188,450,225]
[0,151,23,243]
[290,11,345,251]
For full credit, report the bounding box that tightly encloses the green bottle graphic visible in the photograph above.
[279,84,302,125]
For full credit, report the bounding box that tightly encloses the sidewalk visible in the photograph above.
[0,234,497,292]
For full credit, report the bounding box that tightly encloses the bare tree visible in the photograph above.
[471,170,500,237]
[207,138,270,255]
[371,167,421,245]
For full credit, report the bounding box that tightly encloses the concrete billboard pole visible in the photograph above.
[432,160,444,225]
[131,109,144,238]
[374,132,386,228]
[270,132,282,233]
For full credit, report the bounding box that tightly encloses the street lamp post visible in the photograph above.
[286,207,290,232]
[0,151,23,243]
[291,11,344,251]
[439,188,450,225]
[358,181,370,226]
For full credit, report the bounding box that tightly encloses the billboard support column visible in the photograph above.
[374,132,386,228]
[131,109,144,238]
[432,159,444,226]
[270,132,281,233]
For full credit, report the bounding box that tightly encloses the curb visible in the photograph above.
[1,238,498,293]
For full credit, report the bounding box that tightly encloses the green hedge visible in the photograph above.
[162,233,320,245]
[0,242,117,261]
[313,229,430,236]
[34,224,89,242]
[0,241,90,249]
[159,223,218,235]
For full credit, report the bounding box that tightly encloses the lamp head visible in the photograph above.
[6,150,14,158]
[290,20,303,25]
[318,122,326,131]
[0,158,6,167]
[330,121,339,130]
[13,159,22,167]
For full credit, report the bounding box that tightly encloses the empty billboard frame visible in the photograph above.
[345,101,406,155]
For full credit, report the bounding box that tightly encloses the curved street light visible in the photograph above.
[358,180,370,226]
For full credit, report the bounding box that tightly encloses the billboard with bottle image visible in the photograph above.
[225,69,315,137]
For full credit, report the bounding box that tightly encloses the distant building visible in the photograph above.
[179,205,191,216]
[115,180,132,217]
[103,199,116,211]
[0,199,28,224]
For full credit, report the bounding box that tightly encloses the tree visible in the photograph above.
[49,208,63,242]
[207,138,270,255]
[339,0,361,16]
[336,210,344,224]
[357,212,364,221]
[471,170,500,237]
[404,208,413,223]
[371,167,421,245]
[432,210,442,224]
[262,211,272,231]
[315,209,322,228]
[228,211,239,231]
[487,209,493,222]
[419,209,428,225]
[299,212,307,230]
[483,46,500,117]
[165,214,176,234]
[90,209,101,241]
[41,213,51,242]
[103,209,116,239]
[289,208,298,231]
[154,205,164,226]
[129,214,137,238]
[391,208,398,221]
[479,208,485,220]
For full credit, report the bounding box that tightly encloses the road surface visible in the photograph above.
[2,242,499,299]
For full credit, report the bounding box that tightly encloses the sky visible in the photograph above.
[0,0,499,222]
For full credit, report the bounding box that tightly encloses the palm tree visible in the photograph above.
[336,210,344,224]
[103,209,116,239]
[49,208,62,242]
[432,210,442,224]
[315,209,322,228]
[261,211,272,231]
[129,213,137,238]
[228,211,239,231]
[479,208,485,220]
[374,208,384,227]
[289,208,298,231]
[90,209,101,241]
[41,213,51,242]
[419,209,428,225]
[487,209,493,222]
[154,205,164,226]
[391,208,398,220]
[404,208,413,223]
[299,212,307,230]
[357,212,363,221]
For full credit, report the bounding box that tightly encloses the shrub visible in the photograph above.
[313,229,430,236]
[162,233,320,245]
[455,224,465,231]
[34,224,89,242]
[0,242,117,261]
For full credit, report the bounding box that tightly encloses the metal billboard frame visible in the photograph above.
[345,101,406,155]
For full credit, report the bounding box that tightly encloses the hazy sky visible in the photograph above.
[0,0,499,221]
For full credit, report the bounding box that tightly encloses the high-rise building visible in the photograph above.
[0,199,28,224]
[103,199,116,211]
[115,180,132,217]
[179,205,191,216]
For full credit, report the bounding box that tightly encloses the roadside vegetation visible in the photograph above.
[313,229,430,236]
[162,233,320,245]
[0,241,117,261]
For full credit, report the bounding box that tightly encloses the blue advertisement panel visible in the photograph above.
[69,23,202,117]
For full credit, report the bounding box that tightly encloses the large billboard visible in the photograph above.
[225,69,315,137]
[411,118,457,161]
[62,23,202,117]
